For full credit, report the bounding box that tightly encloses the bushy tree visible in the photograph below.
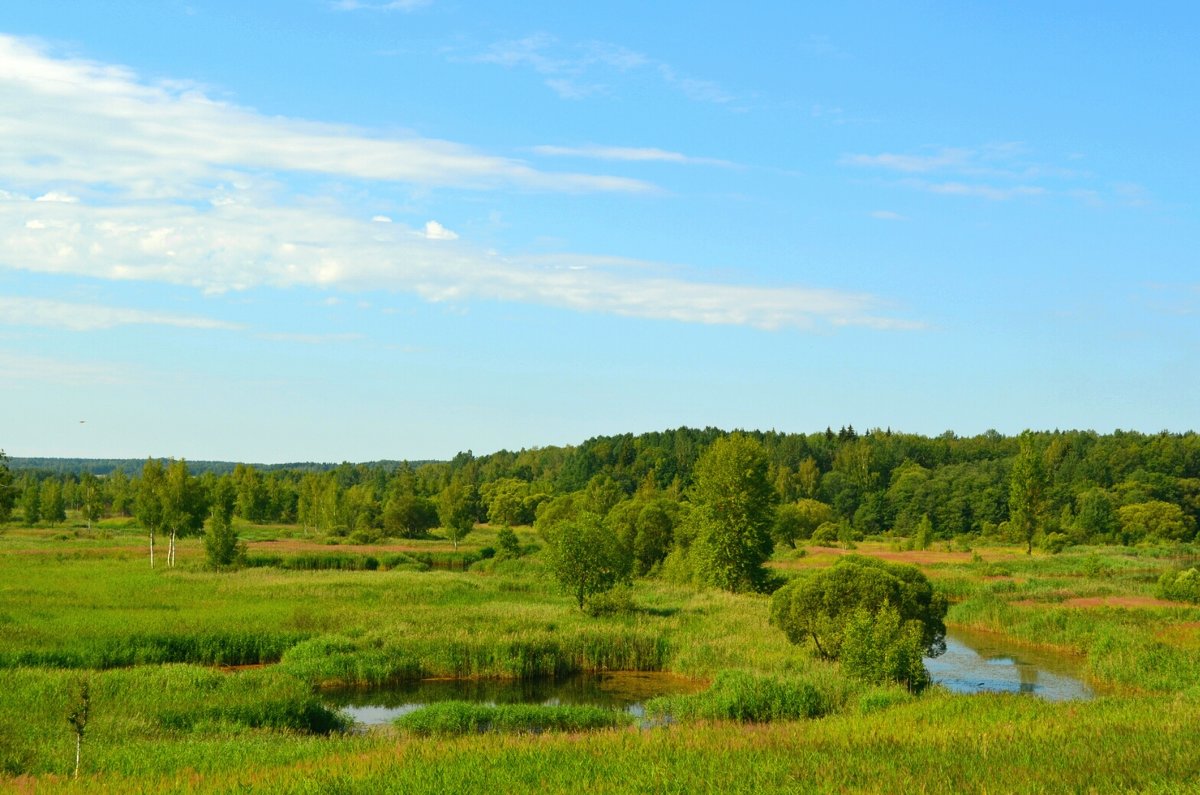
[547,513,630,609]
[204,476,244,569]
[383,494,439,538]
[41,479,66,526]
[80,472,104,530]
[1009,431,1048,554]
[839,602,931,692]
[1117,500,1195,544]
[688,434,777,593]
[438,481,478,550]
[161,460,208,567]
[0,451,17,523]
[773,499,834,548]
[770,555,947,662]
[135,460,165,566]
[20,477,41,525]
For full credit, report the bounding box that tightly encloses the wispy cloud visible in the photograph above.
[0,350,126,386]
[0,297,242,331]
[257,332,365,344]
[1,198,918,331]
[532,145,733,167]
[0,35,650,196]
[330,0,430,11]
[908,181,1045,201]
[470,33,735,105]
[842,148,973,173]
[870,210,907,221]
[0,34,919,333]
[845,143,1134,205]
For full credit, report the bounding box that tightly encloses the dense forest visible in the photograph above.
[2,427,1197,558]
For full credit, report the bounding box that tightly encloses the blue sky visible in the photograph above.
[1,1,1196,462]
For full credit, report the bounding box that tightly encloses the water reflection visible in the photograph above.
[925,628,1094,701]
[325,671,705,726]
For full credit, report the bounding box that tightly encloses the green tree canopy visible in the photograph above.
[769,555,947,662]
[0,451,18,523]
[687,433,777,592]
[546,513,630,609]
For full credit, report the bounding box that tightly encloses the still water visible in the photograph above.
[326,671,706,726]
[926,627,1095,701]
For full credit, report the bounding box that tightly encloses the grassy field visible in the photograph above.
[1,518,1198,792]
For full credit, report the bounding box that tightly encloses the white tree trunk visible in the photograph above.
[150,530,155,567]
[168,530,176,567]
[74,732,82,778]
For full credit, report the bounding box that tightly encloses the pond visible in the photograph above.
[926,627,1095,701]
[325,671,707,727]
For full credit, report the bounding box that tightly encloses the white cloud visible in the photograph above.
[0,34,918,333]
[472,34,733,105]
[844,144,1120,203]
[0,35,651,196]
[258,331,364,344]
[842,148,972,173]
[915,181,1045,201]
[34,191,80,203]
[0,297,242,331]
[423,220,458,241]
[532,145,732,167]
[0,350,125,386]
[372,215,393,223]
[0,198,917,331]
[870,210,908,221]
[332,0,430,9]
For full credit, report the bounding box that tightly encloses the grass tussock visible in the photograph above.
[395,702,632,735]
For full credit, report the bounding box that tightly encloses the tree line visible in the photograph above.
[2,426,1197,561]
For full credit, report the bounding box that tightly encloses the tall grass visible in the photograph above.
[395,702,631,735]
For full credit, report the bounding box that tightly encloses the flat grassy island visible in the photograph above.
[1,431,1199,792]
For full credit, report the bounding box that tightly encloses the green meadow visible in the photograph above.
[1,519,1198,793]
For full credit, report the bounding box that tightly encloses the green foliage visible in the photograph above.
[547,513,630,609]
[1009,430,1048,554]
[583,584,637,617]
[688,433,777,593]
[645,670,832,723]
[438,481,479,550]
[496,525,521,557]
[204,476,244,569]
[770,555,947,661]
[1157,568,1200,603]
[395,702,630,735]
[40,479,66,525]
[0,450,16,523]
[20,476,41,525]
[382,494,439,538]
[773,499,833,548]
[839,603,931,692]
[810,521,839,545]
[1075,488,1120,542]
[1118,501,1195,544]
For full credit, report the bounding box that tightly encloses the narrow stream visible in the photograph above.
[926,627,1094,701]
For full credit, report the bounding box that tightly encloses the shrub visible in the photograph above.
[1041,532,1070,554]
[839,604,930,692]
[810,522,839,545]
[395,702,630,735]
[645,671,830,723]
[770,555,947,663]
[1157,567,1200,603]
[584,584,636,617]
